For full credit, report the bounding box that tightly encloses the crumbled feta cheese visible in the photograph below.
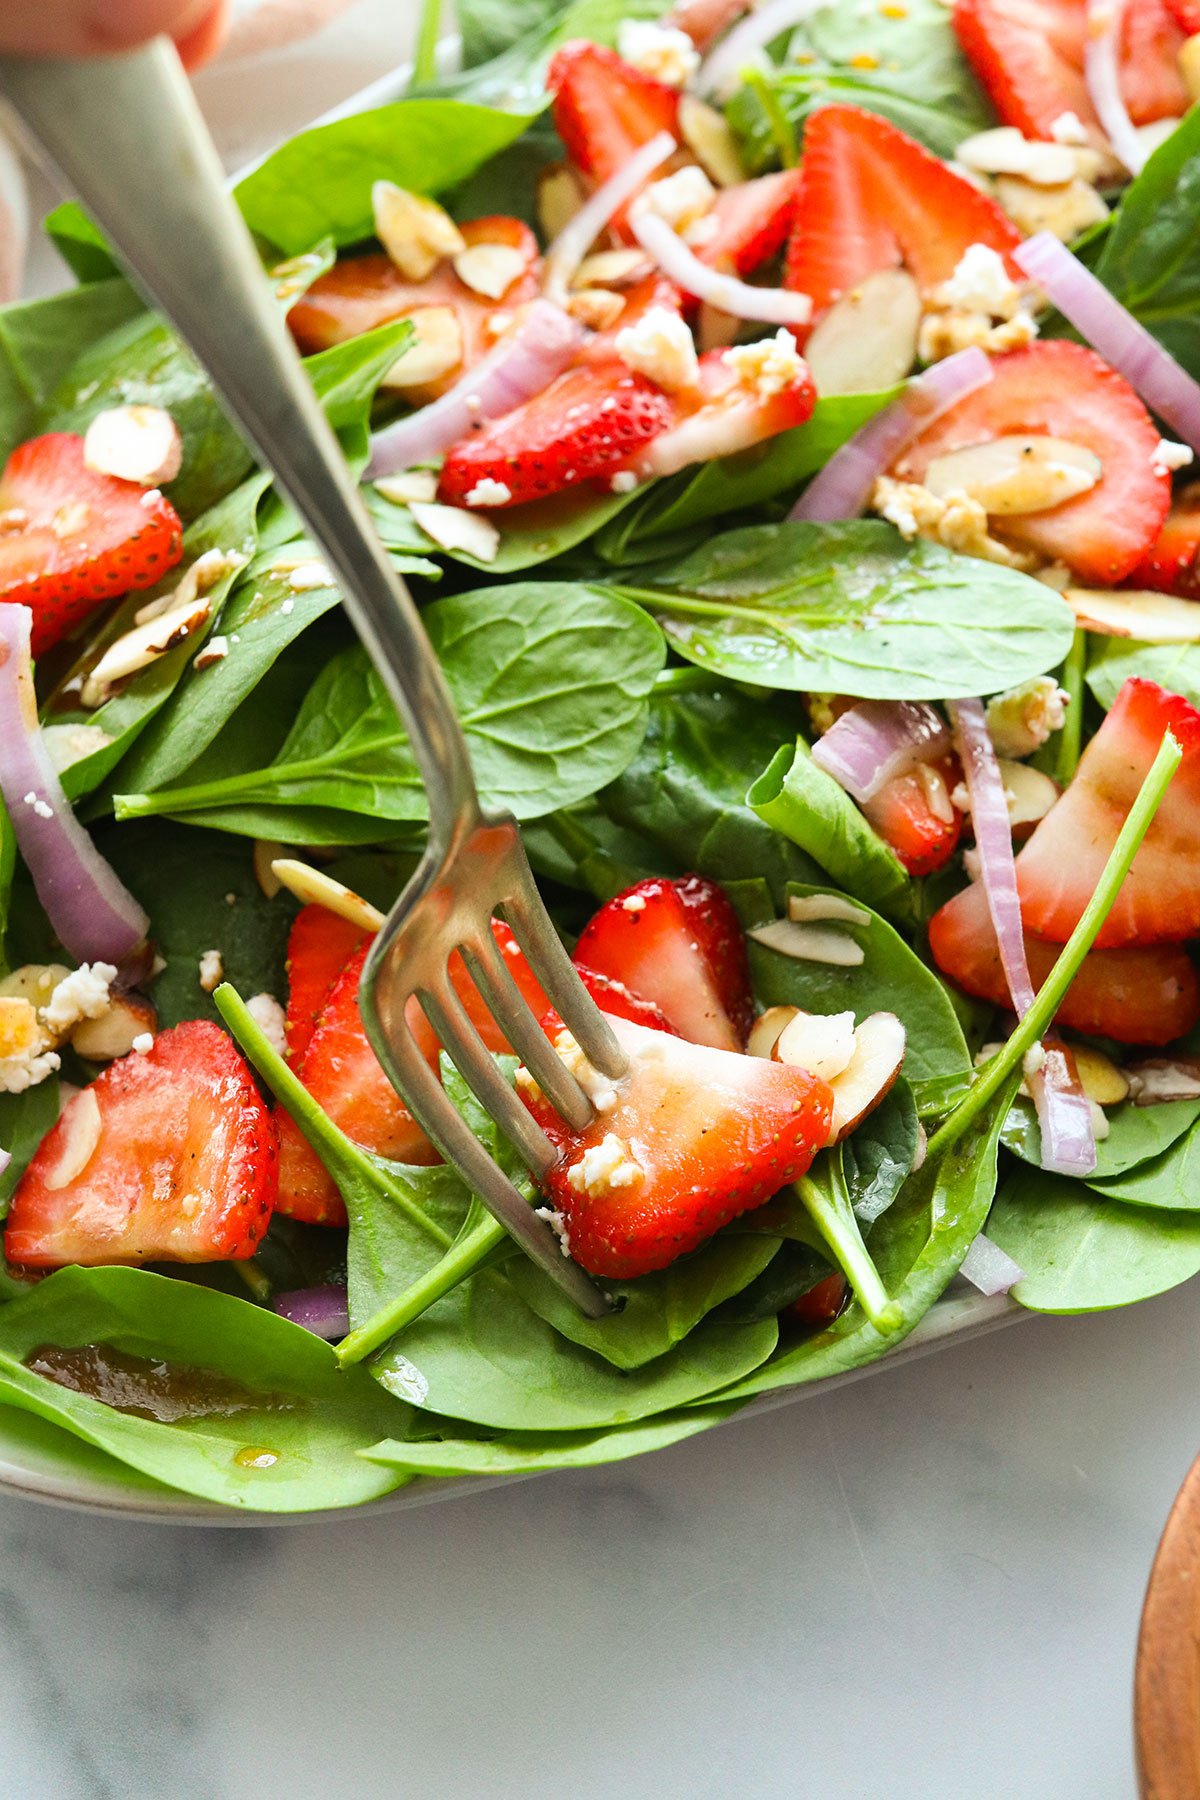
[985,676,1068,758]
[198,949,224,993]
[610,471,639,494]
[280,599,295,616]
[40,963,117,1037]
[193,634,229,671]
[1050,110,1089,145]
[615,305,699,393]
[287,561,333,592]
[723,329,805,398]
[551,1028,619,1113]
[616,19,699,86]
[918,305,1037,364]
[566,1132,644,1198]
[0,1047,60,1093]
[29,798,53,821]
[871,476,1040,570]
[640,166,716,234]
[131,1032,154,1054]
[463,477,513,508]
[621,894,647,913]
[534,1205,573,1257]
[1152,438,1195,474]
[937,243,1022,317]
[246,993,288,1058]
[1023,1041,1047,1079]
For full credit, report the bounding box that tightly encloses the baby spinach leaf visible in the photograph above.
[785,1155,902,1331]
[0,1267,409,1512]
[748,883,971,1100]
[842,1079,921,1224]
[1093,108,1200,380]
[1085,1114,1200,1212]
[235,101,537,255]
[116,584,665,827]
[749,739,912,919]
[0,278,144,457]
[433,0,662,107]
[0,1081,60,1218]
[612,521,1075,699]
[362,1403,740,1478]
[988,1167,1200,1312]
[715,1084,1012,1399]
[1003,1094,1200,1183]
[1087,636,1200,714]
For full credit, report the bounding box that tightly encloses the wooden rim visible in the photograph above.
[1135,1449,1200,1798]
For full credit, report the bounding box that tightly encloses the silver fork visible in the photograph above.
[0,42,622,1317]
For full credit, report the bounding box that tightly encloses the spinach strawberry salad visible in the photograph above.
[0,0,1199,1514]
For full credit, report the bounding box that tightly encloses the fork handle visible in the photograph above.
[0,42,480,846]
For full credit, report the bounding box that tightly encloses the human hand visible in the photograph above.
[0,0,229,66]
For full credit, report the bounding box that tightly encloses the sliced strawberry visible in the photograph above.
[576,966,679,1032]
[1127,482,1200,598]
[1015,677,1200,948]
[437,360,673,508]
[929,880,1200,1044]
[861,758,964,877]
[0,433,184,658]
[701,172,802,278]
[665,0,751,48]
[787,1271,849,1328]
[284,904,372,1065]
[573,875,753,1051]
[4,1022,276,1269]
[1121,0,1190,124]
[521,1011,833,1278]
[1166,0,1200,33]
[289,217,540,402]
[578,274,685,366]
[548,41,680,206]
[893,341,1170,585]
[783,105,1021,317]
[631,342,817,481]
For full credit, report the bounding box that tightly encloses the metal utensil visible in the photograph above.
[0,41,621,1316]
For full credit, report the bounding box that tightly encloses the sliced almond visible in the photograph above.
[924,435,1102,515]
[409,500,500,563]
[253,839,288,899]
[747,919,866,966]
[83,405,183,487]
[374,470,439,506]
[679,93,746,186]
[747,1004,798,1060]
[696,302,742,353]
[372,181,464,281]
[0,964,71,1013]
[453,242,528,301]
[270,859,385,932]
[0,996,41,1060]
[956,126,1078,186]
[44,1087,102,1191]
[1181,32,1200,101]
[992,172,1108,242]
[772,1009,858,1082]
[567,288,627,331]
[1126,1057,1200,1105]
[82,595,213,706]
[787,893,872,927]
[1071,1043,1130,1108]
[573,249,652,290]
[1064,586,1200,641]
[537,164,586,242]
[998,758,1059,836]
[71,994,158,1062]
[825,1012,907,1143]
[803,270,921,395]
[379,306,464,391]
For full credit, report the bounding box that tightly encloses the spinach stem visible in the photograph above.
[115,734,405,820]
[1055,628,1087,785]
[794,1165,902,1334]
[336,1216,505,1366]
[412,0,443,87]
[741,66,798,168]
[927,730,1182,1160]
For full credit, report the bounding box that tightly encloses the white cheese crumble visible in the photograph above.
[872,476,1039,570]
[198,949,224,993]
[40,963,117,1037]
[610,470,639,494]
[534,1205,573,1257]
[0,1047,60,1093]
[1023,1041,1047,1079]
[621,894,647,913]
[131,1032,154,1054]
[615,304,699,393]
[937,243,1022,317]
[985,676,1068,758]
[616,19,699,86]
[640,166,716,234]
[246,993,288,1058]
[463,477,513,508]
[723,329,805,398]
[1050,110,1089,145]
[1152,438,1195,474]
[566,1132,644,1198]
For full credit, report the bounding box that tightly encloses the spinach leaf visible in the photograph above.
[612,521,1075,699]
[457,0,573,65]
[842,1079,921,1224]
[432,0,662,108]
[1087,636,1200,714]
[0,1081,60,1218]
[368,482,642,576]
[1093,109,1200,380]
[0,1266,408,1511]
[235,102,537,255]
[727,0,993,172]
[362,1404,740,1478]
[1003,1094,1200,1183]
[0,278,144,457]
[748,883,971,1101]
[715,1084,1012,1399]
[1085,1115,1200,1211]
[988,1167,1200,1312]
[116,584,666,827]
[749,740,912,918]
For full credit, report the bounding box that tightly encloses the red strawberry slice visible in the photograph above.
[861,758,964,877]
[289,217,540,403]
[576,966,679,1032]
[783,105,1021,317]
[1127,482,1200,598]
[953,0,1185,140]
[1166,0,1200,33]
[573,875,753,1050]
[630,341,817,481]
[665,0,751,48]
[0,433,184,658]
[929,880,1200,1043]
[892,341,1170,585]
[701,172,802,278]
[548,41,680,212]
[437,360,673,508]
[520,1010,833,1278]
[1015,677,1200,947]
[787,1271,849,1328]
[284,904,372,1065]
[4,1022,277,1268]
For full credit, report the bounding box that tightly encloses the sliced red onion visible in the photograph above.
[273,1284,350,1340]
[789,347,993,522]
[0,127,28,307]
[1014,233,1200,455]
[630,210,813,325]
[544,131,676,305]
[960,1231,1025,1296]
[812,701,951,803]
[697,0,822,96]
[1084,0,1145,177]
[366,299,585,478]
[0,606,148,966]
[950,696,1096,1177]
[0,1147,10,1180]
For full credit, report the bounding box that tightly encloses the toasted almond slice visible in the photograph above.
[0,964,71,1013]
[747,1004,798,1060]
[253,839,288,899]
[679,94,746,186]
[454,242,528,301]
[924,434,1102,515]
[997,758,1059,836]
[374,470,439,506]
[71,995,158,1062]
[380,306,464,391]
[1181,32,1200,101]
[747,920,866,966]
[956,126,1078,185]
[409,500,500,563]
[825,1012,907,1143]
[83,404,183,487]
[1070,1043,1130,1107]
[803,269,921,395]
[537,164,586,241]
[82,595,213,705]
[772,1009,858,1082]
[372,182,464,281]
[1064,586,1200,641]
[44,1087,102,1191]
[0,996,41,1060]
[696,301,742,353]
[573,249,652,290]
[1126,1056,1200,1104]
[567,288,627,331]
[787,893,872,926]
[270,859,385,932]
[992,172,1108,241]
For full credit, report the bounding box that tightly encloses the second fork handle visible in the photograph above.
[0,42,480,846]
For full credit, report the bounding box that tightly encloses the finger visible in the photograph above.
[0,0,215,58]
[175,0,231,68]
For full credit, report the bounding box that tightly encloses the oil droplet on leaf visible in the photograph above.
[234,1446,279,1470]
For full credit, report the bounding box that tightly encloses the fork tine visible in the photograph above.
[371,1003,612,1315]
[459,932,595,1131]
[500,884,628,1082]
[416,976,558,1177]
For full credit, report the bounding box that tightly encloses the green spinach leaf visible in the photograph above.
[842,1079,921,1223]
[1087,636,1200,714]
[749,739,912,918]
[1085,1114,1200,1212]
[0,1081,60,1218]
[362,1404,740,1477]
[1003,1094,1200,1183]
[0,278,144,457]
[1093,108,1200,381]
